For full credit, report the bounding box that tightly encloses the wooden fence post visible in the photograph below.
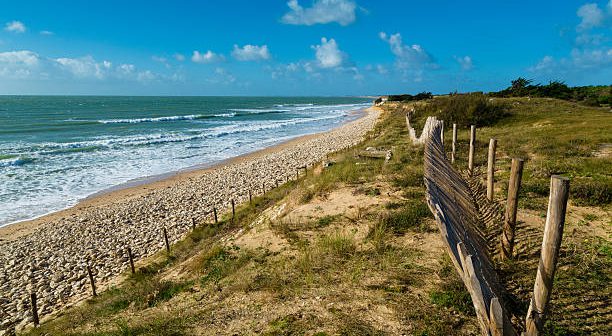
[191,218,196,230]
[231,199,235,223]
[213,207,218,224]
[487,138,497,201]
[501,158,524,260]
[525,176,570,336]
[163,227,170,254]
[468,125,476,171]
[440,120,444,146]
[86,264,97,297]
[30,292,39,327]
[127,247,135,274]
[451,123,457,164]
[249,190,252,204]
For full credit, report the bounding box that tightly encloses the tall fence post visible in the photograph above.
[451,123,457,164]
[487,138,498,201]
[30,292,39,327]
[127,246,135,274]
[248,189,252,204]
[525,176,570,336]
[213,207,218,224]
[468,125,476,172]
[231,199,235,223]
[163,227,170,254]
[501,158,524,260]
[86,264,97,297]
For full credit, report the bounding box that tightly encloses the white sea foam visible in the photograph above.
[0,99,370,226]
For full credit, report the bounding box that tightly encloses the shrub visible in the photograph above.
[413,92,509,127]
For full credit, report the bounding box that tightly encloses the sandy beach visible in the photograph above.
[0,106,381,331]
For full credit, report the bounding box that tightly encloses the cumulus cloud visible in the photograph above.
[530,1,612,77]
[191,50,224,63]
[529,48,612,74]
[213,67,236,83]
[174,53,186,61]
[54,56,112,79]
[52,55,160,83]
[455,56,474,70]
[4,20,26,33]
[312,37,344,68]
[281,0,357,26]
[379,32,436,71]
[0,50,40,78]
[231,44,271,61]
[577,3,605,30]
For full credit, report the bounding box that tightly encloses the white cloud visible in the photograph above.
[0,50,39,66]
[137,70,156,82]
[174,53,186,61]
[191,50,224,63]
[379,32,436,71]
[455,56,473,70]
[208,67,236,84]
[312,37,344,68]
[231,44,271,61]
[281,0,357,26]
[54,56,112,79]
[4,21,26,33]
[152,56,167,63]
[529,48,612,74]
[375,64,388,75]
[0,50,40,78]
[40,30,54,36]
[577,3,605,31]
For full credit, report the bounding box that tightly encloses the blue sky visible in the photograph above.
[0,0,611,95]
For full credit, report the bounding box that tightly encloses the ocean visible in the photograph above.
[0,96,372,227]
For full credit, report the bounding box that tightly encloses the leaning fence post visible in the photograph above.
[501,158,524,260]
[191,218,196,230]
[525,176,570,336]
[213,207,218,224]
[231,199,235,223]
[163,227,170,254]
[127,247,135,274]
[440,120,445,146]
[30,292,39,327]
[248,190,252,204]
[468,125,476,171]
[451,123,457,164]
[487,138,498,201]
[86,264,97,297]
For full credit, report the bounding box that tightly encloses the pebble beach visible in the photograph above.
[0,106,380,333]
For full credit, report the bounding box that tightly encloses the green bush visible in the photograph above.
[413,92,509,127]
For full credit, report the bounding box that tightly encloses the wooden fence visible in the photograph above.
[414,113,569,336]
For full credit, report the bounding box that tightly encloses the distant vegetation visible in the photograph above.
[385,92,433,102]
[412,93,509,128]
[491,77,612,106]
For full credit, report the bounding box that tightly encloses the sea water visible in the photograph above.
[0,96,372,226]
